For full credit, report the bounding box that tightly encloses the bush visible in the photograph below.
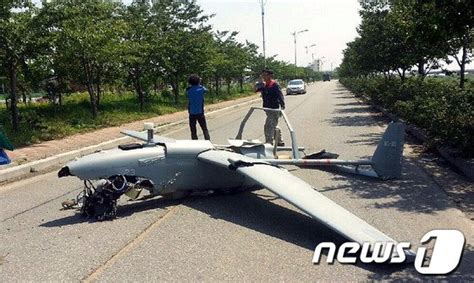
[161,89,172,99]
[340,76,474,156]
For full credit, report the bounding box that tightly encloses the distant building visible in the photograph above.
[308,59,321,72]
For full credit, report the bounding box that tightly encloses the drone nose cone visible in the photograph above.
[58,166,72,178]
[59,156,90,177]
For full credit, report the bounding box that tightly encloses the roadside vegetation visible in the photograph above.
[338,1,473,156]
[0,87,255,147]
[0,0,323,148]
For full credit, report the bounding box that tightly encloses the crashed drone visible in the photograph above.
[58,107,413,261]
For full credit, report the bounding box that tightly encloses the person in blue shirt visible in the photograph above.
[186,74,211,140]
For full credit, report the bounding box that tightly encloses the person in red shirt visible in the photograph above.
[256,69,285,146]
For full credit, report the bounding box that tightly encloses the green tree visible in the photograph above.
[341,0,468,82]
[358,5,413,80]
[437,0,474,88]
[0,0,36,131]
[388,0,453,77]
[31,1,71,107]
[42,0,126,118]
[122,0,155,111]
[209,31,256,95]
[150,0,213,103]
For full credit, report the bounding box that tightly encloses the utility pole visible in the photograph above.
[291,29,308,66]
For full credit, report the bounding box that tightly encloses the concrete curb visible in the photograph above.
[350,92,474,181]
[0,96,260,184]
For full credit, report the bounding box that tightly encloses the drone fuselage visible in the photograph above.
[65,140,259,195]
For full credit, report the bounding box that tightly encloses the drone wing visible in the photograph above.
[198,149,415,262]
[121,130,176,144]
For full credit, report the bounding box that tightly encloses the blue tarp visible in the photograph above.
[0,149,11,165]
[0,131,14,151]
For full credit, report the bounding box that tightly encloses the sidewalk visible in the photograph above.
[0,94,259,181]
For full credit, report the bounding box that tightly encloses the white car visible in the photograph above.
[286,79,306,95]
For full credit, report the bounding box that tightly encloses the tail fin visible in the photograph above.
[371,122,405,179]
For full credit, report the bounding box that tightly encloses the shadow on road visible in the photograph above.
[326,114,381,127]
[332,87,350,93]
[185,191,344,250]
[38,183,471,279]
[319,156,458,214]
[328,93,390,128]
[415,155,474,218]
[344,132,382,146]
[335,106,375,114]
[325,88,465,215]
[40,213,89,227]
[368,244,474,281]
[40,196,179,227]
[332,92,353,96]
[335,102,364,107]
[183,191,414,276]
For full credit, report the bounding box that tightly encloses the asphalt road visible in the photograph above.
[1,81,473,281]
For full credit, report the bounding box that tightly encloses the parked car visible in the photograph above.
[286,79,306,95]
[323,73,331,82]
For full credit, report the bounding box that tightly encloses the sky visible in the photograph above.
[197,0,362,70]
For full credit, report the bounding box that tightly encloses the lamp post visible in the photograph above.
[305,43,316,65]
[260,0,267,67]
[291,29,308,66]
[305,44,316,54]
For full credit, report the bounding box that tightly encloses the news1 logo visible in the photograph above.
[313,230,465,275]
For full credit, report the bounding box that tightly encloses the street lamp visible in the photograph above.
[305,44,316,54]
[260,0,267,67]
[305,43,316,65]
[291,29,308,66]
